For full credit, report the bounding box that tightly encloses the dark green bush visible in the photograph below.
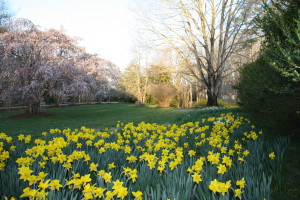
[235,57,300,135]
[238,0,300,136]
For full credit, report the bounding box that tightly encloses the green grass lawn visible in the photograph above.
[0,104,181,138]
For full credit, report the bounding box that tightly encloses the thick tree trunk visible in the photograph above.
[206,89,218,106]
[5,96,12,109]
[26,102,41,114]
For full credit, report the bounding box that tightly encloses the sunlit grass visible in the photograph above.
[0,104,179,138]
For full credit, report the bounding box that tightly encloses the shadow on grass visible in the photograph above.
[273,134,300,200]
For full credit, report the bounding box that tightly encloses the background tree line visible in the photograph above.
[121,0,261,107]
[122,0,299,134]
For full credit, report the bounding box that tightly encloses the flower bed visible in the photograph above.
[0,113,288,199]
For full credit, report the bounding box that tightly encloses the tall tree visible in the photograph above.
[121,59,147,103]
[256,0,300,81]
[138,0,259,106]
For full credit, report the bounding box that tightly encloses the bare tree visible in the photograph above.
[137,0,259,106]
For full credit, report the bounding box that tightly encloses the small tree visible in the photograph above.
[149,83,177,107]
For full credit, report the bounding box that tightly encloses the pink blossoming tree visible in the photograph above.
[0,19,120,114]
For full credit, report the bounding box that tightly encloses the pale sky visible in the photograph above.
[9,0,135,70]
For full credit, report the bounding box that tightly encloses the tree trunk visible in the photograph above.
[189,84,193,107]
[206,89,218,106]
[26,102,41,114]
[196,83,200,102]
[5,96,12,109]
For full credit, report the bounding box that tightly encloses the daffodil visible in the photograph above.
[132,191,143,200]
[192,173,202,183]
[209,179,221,194]
[188,150,196,157]
[94,187,106,198]
[269,152,275,159]
[222,155,232,167]
[89,162,98,172]
[80,174,92,186]
[236,178,246,188]
[108,162,116,169]
[105,191,115,200]
[219,180,231,196]
[38,179,50,189]
[217,164,227,174]
[49,179,63,190]
[103,172,112,183]
[235,188,244,198]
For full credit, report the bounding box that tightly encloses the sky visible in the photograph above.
[9,0,135,70]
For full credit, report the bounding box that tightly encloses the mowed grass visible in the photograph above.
[0,104,182,138]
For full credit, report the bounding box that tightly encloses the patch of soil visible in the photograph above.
[9,112,54,119]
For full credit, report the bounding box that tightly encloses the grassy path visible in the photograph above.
[0,104,180,137]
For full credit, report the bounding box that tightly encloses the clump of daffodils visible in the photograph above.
[0,113,286,200]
